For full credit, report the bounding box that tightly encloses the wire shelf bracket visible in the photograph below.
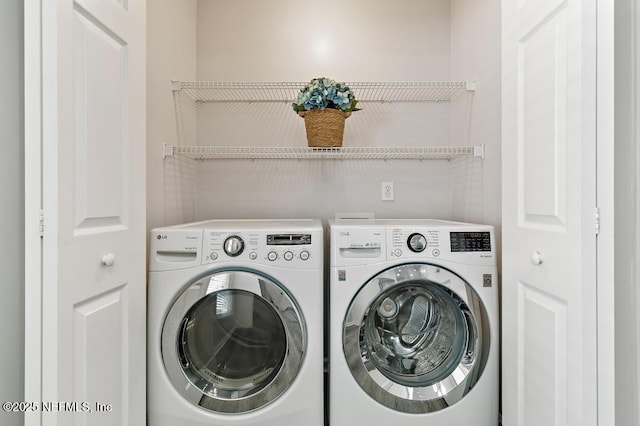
[162,143,175,159]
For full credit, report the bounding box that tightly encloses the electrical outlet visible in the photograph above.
[381,182,394,201]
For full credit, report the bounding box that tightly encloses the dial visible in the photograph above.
[223,236,245,257]
[284,251,294,261]
[407,233,427,253]
[267,251,278,261]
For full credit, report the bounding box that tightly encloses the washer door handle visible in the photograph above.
[101,253,116,267]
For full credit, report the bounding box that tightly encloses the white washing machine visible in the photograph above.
[148,219,324,426]
[329,219,499,425]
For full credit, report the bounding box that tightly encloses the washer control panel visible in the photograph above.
[450,231,492,252]
[389,228,442,259]
[330,220,495,267]
[203,231,317,267]
[387,226,494,264]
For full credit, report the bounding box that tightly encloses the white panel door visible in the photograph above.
[39,0,146,425]
[501,0,598,425]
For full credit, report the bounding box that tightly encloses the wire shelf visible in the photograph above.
[173,80,475,103]
[163,145,484,160]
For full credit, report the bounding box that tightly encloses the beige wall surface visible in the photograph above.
[147,0,501,233]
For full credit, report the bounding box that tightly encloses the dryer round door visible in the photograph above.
[343,263,490,413]
[161,269,305,414]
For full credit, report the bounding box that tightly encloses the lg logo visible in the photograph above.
[156,234,167,240]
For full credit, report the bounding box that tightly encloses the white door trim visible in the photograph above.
[596,0,615,423]
[636,1,640,416]
[24,0,43,425]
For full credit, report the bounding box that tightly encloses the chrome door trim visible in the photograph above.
[161,268,306,413]
[343,263,490,413]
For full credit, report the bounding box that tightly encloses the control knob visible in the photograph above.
[223,236,244,257]
[407,233,427,253]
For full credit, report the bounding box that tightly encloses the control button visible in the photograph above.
[267,251,278,261]
[300,250,310,261]
[223,236,245,257]
[210,252,218,261]
[249,252,257,260]
[284,251,294,261]
[394,249,402,257]
[407,233,427,253]
[432,248,440,257]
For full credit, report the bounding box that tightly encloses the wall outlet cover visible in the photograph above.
[382,182,394,201]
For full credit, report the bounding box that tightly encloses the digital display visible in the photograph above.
[267,234,312,246]
[450,232,491,252]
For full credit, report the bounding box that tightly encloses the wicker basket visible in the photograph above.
[298,109,352,148]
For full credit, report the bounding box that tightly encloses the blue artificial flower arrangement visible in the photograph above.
[292,77,360,114]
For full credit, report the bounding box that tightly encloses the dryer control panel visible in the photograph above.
[202,230,321,269]
[150,220,323,271]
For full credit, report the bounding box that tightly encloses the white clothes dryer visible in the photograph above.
[329,219,499,425]
[148,219,323,426]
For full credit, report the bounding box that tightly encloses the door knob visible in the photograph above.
[101,253,116,267]
[531,251,543,265]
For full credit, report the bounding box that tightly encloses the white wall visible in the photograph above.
[195,0,451,82]
[147,0,502,228]
[182,0,500,223]
[147,0,198,231]
[450,0,502,230]
[0,0,24,425]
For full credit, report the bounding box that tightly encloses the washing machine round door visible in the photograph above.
[343,263,489,413]
[161,269,305,413]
